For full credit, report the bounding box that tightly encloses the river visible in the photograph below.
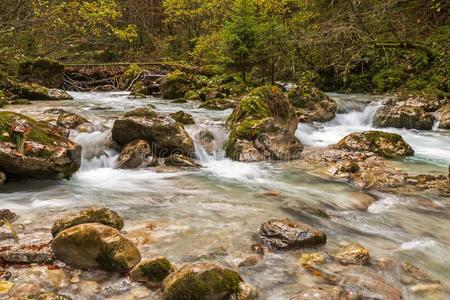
[0,92,449,299]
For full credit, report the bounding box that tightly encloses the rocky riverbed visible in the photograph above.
[0,87,449,299]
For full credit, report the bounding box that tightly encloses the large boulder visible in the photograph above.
[0,112,81,179]
[436,103,450,129]
[8,81,72,101]
[56,112,88,129]
[373,105,435,130]
[336,130,414,158]
[51,223,141,271]
[111,107,195,157]
[51,207,124,237]
[225,86,303,162]
[160,70,196,99]
[258,219,327,250]
[162,263,242,300]
[130,257,174,287]
[116,139,152,169]
[288,82,337,123]
[18,58,65,88]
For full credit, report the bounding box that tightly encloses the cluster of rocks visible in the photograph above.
[373,92,449,130]
[0,207,257,300]
[251,218,443,300]
[0,59,72,107]
[225,86,304,162]
[111,107,199,169]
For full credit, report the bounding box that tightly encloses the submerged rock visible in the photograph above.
[165,154,200,168]
[373,105,435,130]
[112,107,195,157]
[0,243,54,264]
[170,111,195,125]
[259,219,326,250]
[288,82,337,123]
[338,265,402,300]
[336,130,414,158]
[51,207,124,237]
[51,223,141,271]
[281,199,329,218]
[130,257,174,287]
[298,252,326,266]
[117,139,152,169]
[335,243,370,265]
[12,292,73,300]
[0,111,81,180]
[160,70,196,99]
[225,86,303,162]
[162,262,242,300]
[56,112,88,129]
[290,285,345,300]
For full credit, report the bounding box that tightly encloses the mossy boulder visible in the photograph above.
[170,111,195,125]
[184,90,201,101]
[162,263,242,300]
[51,223,141,271]
[18,58,65,88]
[336,130,414,158]
[51,207,124,237]
[130,257,175,287]
[56,112,88,129]
[288,82,337,123]
[119,64,143,90]
[225,86,303,162]
[373,105,435,130]
[8,82,72,101]
[117,139,152,169]
[436,103,450,129]
[0,111,81,180]
[112,107,195,157]
[160,70,197,99]
[259,219,327,251]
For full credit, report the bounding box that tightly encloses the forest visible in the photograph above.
[0,1,449,300]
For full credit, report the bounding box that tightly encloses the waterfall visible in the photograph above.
[72,130,119,171]
[187,120,229,163]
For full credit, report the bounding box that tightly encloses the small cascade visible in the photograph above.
[332,101,382,127]
[187,120,228,163]
[73,130,118,171]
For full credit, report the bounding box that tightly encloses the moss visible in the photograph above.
[373,66,408,92]
[160,70,197,99]
[234,118,269,140]
[0,111,65,145]
[197,65,225,77]
[184,90,201,101]
[96,246,127,271]
[170,111,195,125]
[136,258,173,283]
[120,64,143,90]
[124,107,157,118]
[163,267,241,300]
[18,58,65,88]
[9,82,51,100]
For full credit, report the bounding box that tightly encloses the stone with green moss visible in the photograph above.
[199,98,237,111]
[130,257,174,287]
[170,111,195,125]
[184,90,201,101]
[57,112,88,129]
[18,58,65,88]
[225,86,303,162]
[0,111,81,180]
[287,81,337,123]
[112,109,195,157]
[51,207,124,237]
[119,64,143,90]
[336,130,414,158]
[160,70,197,99]
[162,263,242,300]
[51,223,141,271]
[8,81,72,101]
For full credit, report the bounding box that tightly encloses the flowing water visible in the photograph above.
[0,92,449,299]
